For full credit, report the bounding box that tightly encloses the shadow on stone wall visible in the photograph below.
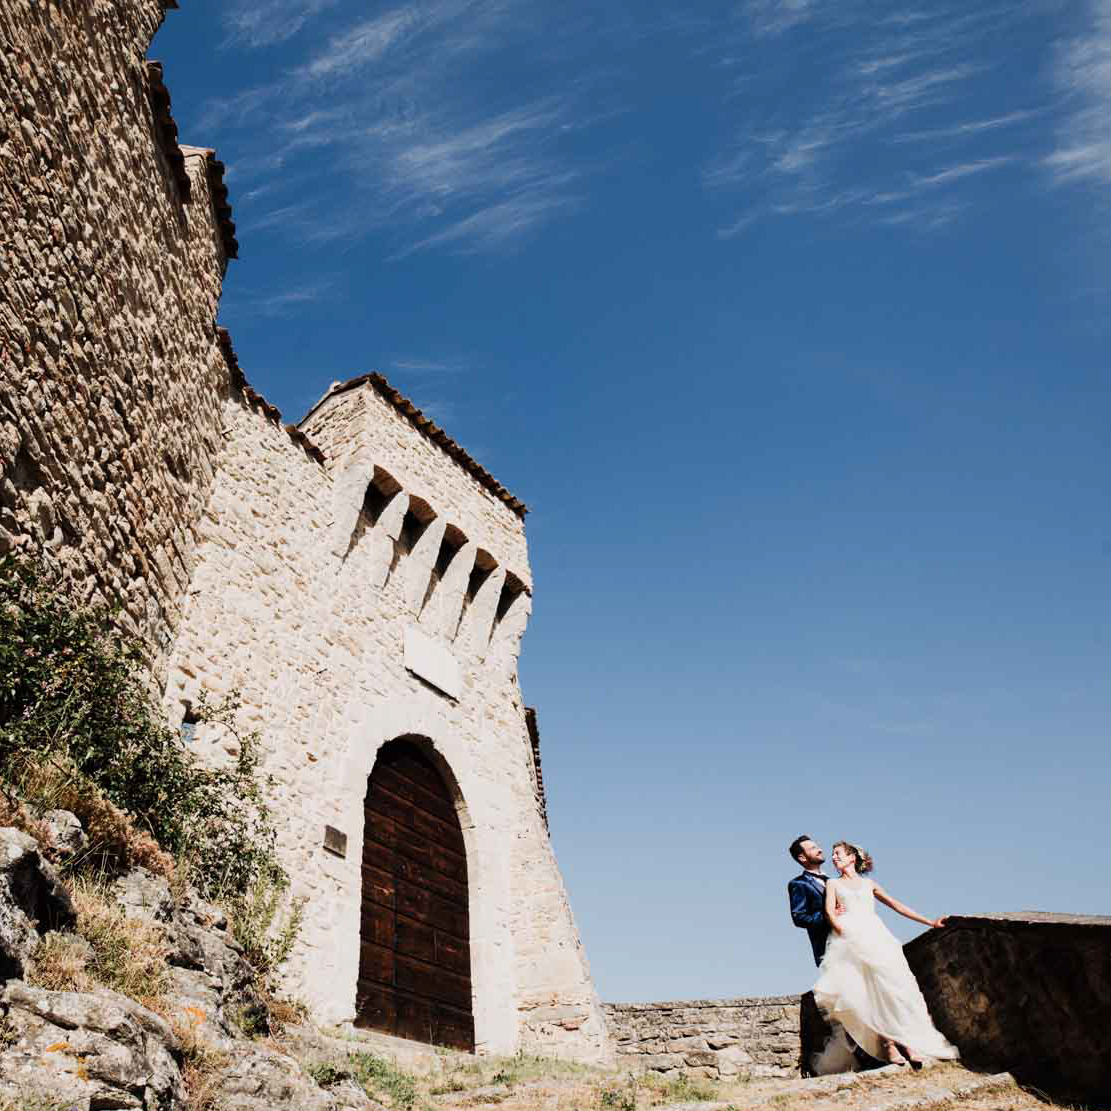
[906,913,1111,1106]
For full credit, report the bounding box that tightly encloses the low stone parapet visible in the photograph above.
[603,997,800,1080]
[905,911,1111,1105]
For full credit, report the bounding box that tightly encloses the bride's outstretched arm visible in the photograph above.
[824,879,843,933]
[873,883,947,930]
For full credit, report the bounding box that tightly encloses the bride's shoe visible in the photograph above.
[904,1050,925,1071]
[882,1040,908,1066]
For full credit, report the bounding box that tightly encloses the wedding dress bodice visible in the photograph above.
[835,878,877,917]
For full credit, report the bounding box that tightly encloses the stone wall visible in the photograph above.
[161,377,611,1062]
[0,0,611,1065]
[0,0,231,672]
[905,913,1111,1104]
[604,998,800,1080]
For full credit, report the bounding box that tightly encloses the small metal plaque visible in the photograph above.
[323,825,347,858]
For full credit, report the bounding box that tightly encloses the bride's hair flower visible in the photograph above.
[833,840,873,874]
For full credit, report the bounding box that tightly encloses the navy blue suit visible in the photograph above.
[788,872,830,966]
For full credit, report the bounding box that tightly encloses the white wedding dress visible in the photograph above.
[813,878,959,1062]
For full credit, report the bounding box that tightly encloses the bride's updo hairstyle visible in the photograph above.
[834,840,874,875]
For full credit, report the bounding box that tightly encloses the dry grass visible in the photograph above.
[298,1049,624,1111]
[264,992,310,1032]
[28,874,171,1006]
[10,754,174,878]
[0,788,56,855]
[341,1055,1081,1111]
[173,1007,232,1111]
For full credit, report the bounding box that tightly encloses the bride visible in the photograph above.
[813,841,959,1068]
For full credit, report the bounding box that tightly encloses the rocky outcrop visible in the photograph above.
[41,808,89,860]
[0,822,376,1110]
[110,865,265,1043]
[1,981,184,1109]
[0,826,76,979]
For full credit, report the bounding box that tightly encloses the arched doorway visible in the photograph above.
[356,738,474,1051]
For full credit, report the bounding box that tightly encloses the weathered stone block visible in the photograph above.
[905,913,1111,1105]
[716,1046,754,1076]
[682,1050,718,1068]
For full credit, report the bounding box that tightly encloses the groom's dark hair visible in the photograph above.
[788,834,812,863]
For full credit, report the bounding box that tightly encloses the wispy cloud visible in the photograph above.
[1046,0,1111,187]
[196,0,596,258]
[254,282,332,316]
[242,201,318,233]
[743,0,822,38]
[909,157,1015,188]
[716,211,759,239]
[896,110,1042,144]
[296,7,423,80]
[877,200,966,230]
[223,0,339,48]
[397,194,576,256]
[708,4,1043,234]
[382,103,567,201]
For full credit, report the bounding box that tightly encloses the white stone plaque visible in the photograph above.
[404,624,462,700]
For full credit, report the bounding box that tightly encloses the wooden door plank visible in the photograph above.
[372,764,457,824]
[395,953,471,1009]
[356,940,395,986]
[359,739,474,1051]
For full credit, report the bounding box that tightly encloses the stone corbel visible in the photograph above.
[370,492,409,588]
[489,587,532,665]
[402,514,446,615]
[455,565,507,658]
[421,540,476,640]
[329,455,376,559]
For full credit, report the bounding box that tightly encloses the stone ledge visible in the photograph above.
[605,996,798,1012]
[916,910,1111,930]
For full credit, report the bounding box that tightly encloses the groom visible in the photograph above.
[787,834,831,966]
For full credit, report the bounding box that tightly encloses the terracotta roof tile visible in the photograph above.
[180,146,239,262]
[525,707,549,831]
[302,374,528,518]
[216,327,326,466]
[146,62,190,201]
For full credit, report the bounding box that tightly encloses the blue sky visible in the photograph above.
[154,1,1111,1002]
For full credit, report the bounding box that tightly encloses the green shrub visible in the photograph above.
[0,556,283,901]
[306,1061,350,1088]
[658,1073,716,1103]
[348,1052,419,1110]
[598,1080,638,1111]
[227,860,306,988]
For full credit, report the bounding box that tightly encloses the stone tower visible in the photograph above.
[0,0,611,1063]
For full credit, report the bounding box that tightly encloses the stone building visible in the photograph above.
[0,0,611,1062]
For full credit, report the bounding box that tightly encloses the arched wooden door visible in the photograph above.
[356,738,474,1050]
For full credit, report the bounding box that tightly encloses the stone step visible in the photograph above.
[652,1063,1028,1111]
[285,1022,471,1076]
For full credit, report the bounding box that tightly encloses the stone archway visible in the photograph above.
[355,737,474,1051]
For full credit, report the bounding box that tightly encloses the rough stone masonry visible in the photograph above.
[604,998,800,1081]
[0,0,610,1062]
